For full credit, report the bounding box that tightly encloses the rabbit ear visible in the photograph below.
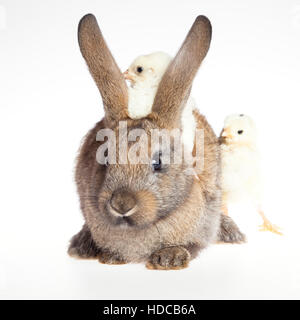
[150,16,212,128]
[78,14,128,122]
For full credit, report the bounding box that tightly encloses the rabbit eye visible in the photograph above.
[152,158,161,171]
[152,154,162,171]
[238,130,243,135]
[136,66,143,73]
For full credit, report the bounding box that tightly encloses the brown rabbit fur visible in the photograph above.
[68,14,245,270]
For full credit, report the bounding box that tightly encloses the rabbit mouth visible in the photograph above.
[105,201,137,226]
[107,201,136,218]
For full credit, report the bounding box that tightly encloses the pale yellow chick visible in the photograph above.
[220,114,282,235]
[124,52,172,119]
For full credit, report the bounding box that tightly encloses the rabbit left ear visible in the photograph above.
[78,14,128,122]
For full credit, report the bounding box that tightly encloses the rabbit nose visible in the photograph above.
[110,189,137,216]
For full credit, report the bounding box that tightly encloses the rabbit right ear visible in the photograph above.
[150,16,212,128]
[78,14,128,122]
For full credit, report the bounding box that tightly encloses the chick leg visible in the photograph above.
[258,208,283,235]
[222,194,229,216]
[222,204,229,216]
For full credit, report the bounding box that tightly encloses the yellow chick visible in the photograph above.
[124,51,172,119]
[220,114,282,235]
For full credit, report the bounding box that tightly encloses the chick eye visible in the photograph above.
[136,66,143,73]
[152,155,162,171]
[238,130,243,135]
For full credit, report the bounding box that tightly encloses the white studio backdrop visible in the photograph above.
[0,0,299,299]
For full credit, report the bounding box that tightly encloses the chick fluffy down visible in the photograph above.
[220,114,263,205]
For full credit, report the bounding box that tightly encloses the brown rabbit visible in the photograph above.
[68,14,245,270]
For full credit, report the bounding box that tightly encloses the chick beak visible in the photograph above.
[123,70,135,82]
[221,128,233,140]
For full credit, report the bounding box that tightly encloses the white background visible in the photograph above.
[0,0,300,299]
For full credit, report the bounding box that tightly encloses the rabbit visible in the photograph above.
[68,14,245,270]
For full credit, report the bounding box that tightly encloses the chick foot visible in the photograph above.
[258,209,283,235]
[258,221,283,235]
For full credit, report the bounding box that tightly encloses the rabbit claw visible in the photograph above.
[146,246,190,270]
[98,251,127,265]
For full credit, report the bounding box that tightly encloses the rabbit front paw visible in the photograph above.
[146,246,190,270]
